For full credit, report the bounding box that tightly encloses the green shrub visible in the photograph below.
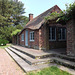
[0,39,9,46]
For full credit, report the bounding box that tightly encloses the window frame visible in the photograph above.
[30,31,34,42]
[21,33,24,41]
[58,28,66,41]
[49,27,56,41]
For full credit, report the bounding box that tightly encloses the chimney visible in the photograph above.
[29,13,33,21]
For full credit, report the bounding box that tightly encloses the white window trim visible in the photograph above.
[49,27,56,41]
[30,31,34,42]
[21,34,24,41]
[58,28,66,41]
[30,40,34,42]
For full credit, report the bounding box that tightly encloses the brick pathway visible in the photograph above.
[0,48,26,75]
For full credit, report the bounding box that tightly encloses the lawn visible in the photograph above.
[0,44,12,49]
[27,66,71,75]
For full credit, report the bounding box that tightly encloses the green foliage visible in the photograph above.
[0,0,27,27]
[45,2,75,25]
[65,2,75,18]
[57,2,75,24]
[11,29,21,36]
[45,11,63,21]
[16,24,23,29]
[27,66,71,75]
[0,0,29,42]
[0,26,16,42]
[0,44,11,49]
[0,39,9,46]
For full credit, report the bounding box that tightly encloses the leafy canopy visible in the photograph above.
[0,0,29,42]
[11,29,21,36]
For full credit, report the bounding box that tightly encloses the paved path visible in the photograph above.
[0,48,26,75]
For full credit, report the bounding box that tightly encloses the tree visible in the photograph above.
[0,0,29,42]
[65,2,75,19]
[11,29,21,36]
[0,0,28,27]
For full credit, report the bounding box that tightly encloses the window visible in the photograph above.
[21,34,24,41]
[49,27,56,41]
[30,31,34,41]
[58,28,66,40]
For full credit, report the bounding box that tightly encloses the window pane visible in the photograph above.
[58,28,66,40]
[49,27,56,40]
[30,33,31,40]
[58,28,61,40]
[31,33,32,40]
[30,32,34,41]
[62,28,66,40]
[49,28,51,40]
[52,27,56,40]
[33,32,34,40]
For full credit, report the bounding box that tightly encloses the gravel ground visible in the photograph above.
[0,48,26,75]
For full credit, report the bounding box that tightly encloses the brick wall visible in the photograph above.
[28,29,39,49]
[19,23,66,51]
[19,30,25,46]
[19,29,39,49]
[67,19,75,56]
[39,23,66,50]
[49,24,66,49]
[39,24,49,50]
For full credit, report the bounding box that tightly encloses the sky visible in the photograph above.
[19,0,74,18]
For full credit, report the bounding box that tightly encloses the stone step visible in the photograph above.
[5,47,75,72]
[8,47,53,65]
[11,45,75,63]
[5,48,33,72]
[11,46,36,59]
[55,53,75,62]
[53,57,75,69]
[11,45,54,59]
[5,48,62,72]
[8,47,75,70]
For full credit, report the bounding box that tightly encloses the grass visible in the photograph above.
[27,66,71,75]
[0,44,12,49]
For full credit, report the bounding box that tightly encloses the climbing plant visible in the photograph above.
[45,2,75,25]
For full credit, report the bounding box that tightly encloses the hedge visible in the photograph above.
[0,39,9,46]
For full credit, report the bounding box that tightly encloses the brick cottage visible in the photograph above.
[12,5,67,53]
